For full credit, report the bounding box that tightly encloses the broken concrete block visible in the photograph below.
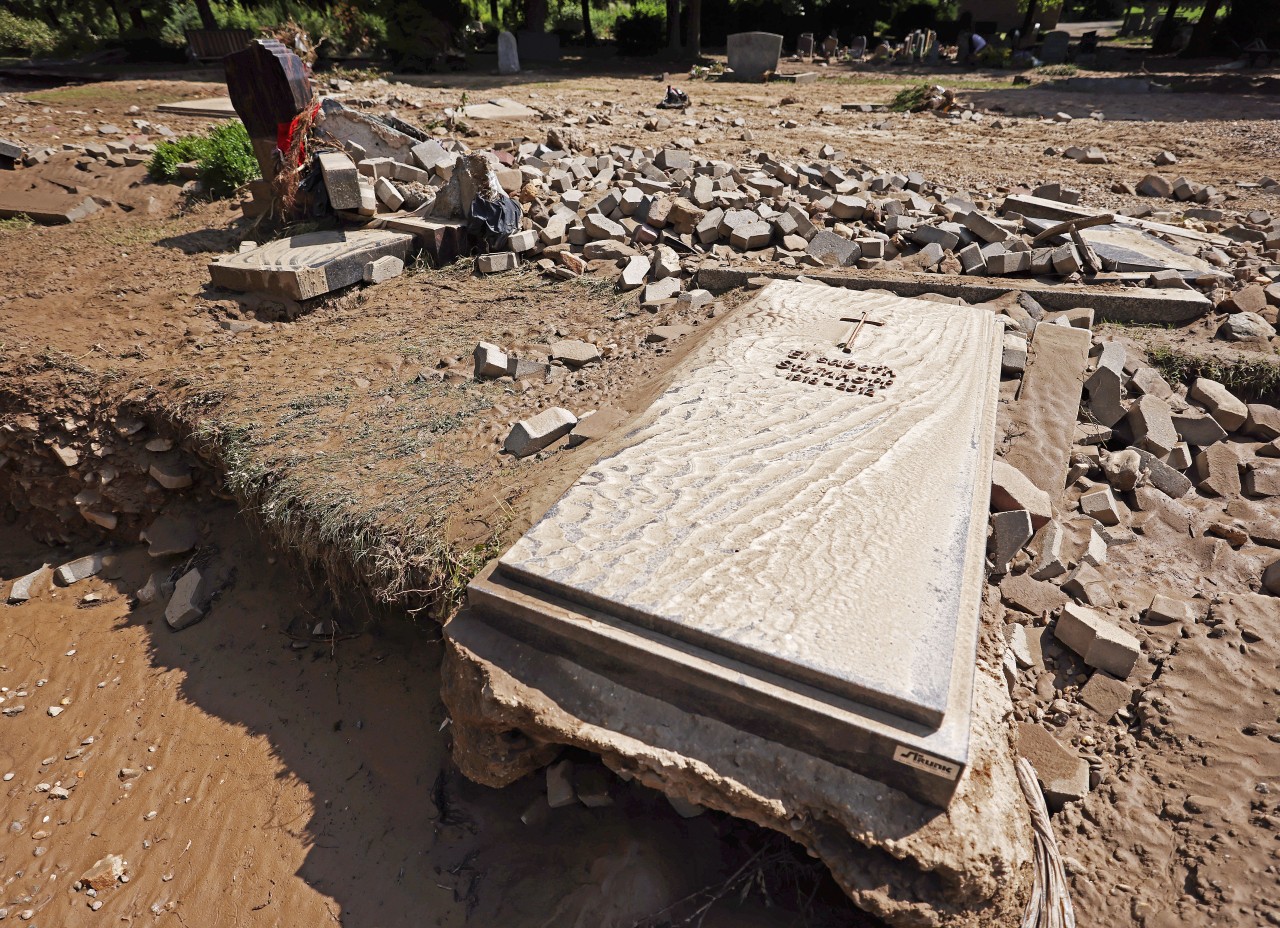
[504,407,577,458]
[141,514,199,557]
[1080,526,1108,567]
[55,553,107,586]
[1078,672,1132,720]
[1188,378,1248,432]
[962,210,1010,244]
[1129,366,1173,400]
[1054,602,1139,678]
[1164,442,1192,471]
[1101,449,1142,492]
[1017,722,1089,810]
[991,460,1052,529]
[1131,447,1194,498]
[8,565,51,603]
[165,567,212,630]
[1220,284,1268,315]
[567,405,628,447]
[1127,394,1178,457]
[957,242,985,273]
[584,212,627,241]
[1192,443,1241,497]
[507,356,550,381]
[618,255,651,290]
[473,341,509,379]
[317,150,361,211]
[1244,404,1280,441]
[1137,174,1173,198]
[1030,521,1068,580]
[550,339,601,368]
[730,220,773,250]
[374,176,404,210]
[1217,312,1274,342]
[1001,333,1028,375]
[1085,343,1127,428]
[508,229,537,253]
[363,255,403,283]
[1079,486,1121,526]
[643,277,681,303]
[1172,412,1227,448]
[806,230,859,267]
[476,252,518,274]
[1146,593,1195,624]
[1061,563,1115,608]
[1243,462,1280,497]
[989,509,1033,574]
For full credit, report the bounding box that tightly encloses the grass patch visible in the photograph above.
[1034,64,1080,78]
[148,121,259,198]
[1146,343,1280,402]
[0,213,34,231]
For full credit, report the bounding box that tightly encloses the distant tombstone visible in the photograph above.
[1040,30,1070,64]
[497,31,520,74]
[797,33,814,57]
[223,39,313,177]
[821,34,839,58]
[727,31,783,81]
[516,29,560,62]
[849,35,867,59]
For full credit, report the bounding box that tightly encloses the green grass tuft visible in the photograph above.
[1146,343,1280,402]
[148,121,259,198]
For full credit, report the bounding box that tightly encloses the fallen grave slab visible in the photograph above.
[1003,322,1092,498]
[208,229,414,300]
[455,97,538,121]
[453,280,1003,807]
[0,191,101,225]
[155,96,237,118]
[362,213,472,265]
[696,266,1211,323]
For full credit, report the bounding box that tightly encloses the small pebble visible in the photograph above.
[47,707,63,718]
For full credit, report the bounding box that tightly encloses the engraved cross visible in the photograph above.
[836,310,885,352]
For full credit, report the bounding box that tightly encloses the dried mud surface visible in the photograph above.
[1,65,1279,926]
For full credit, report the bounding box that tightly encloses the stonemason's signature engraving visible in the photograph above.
[775,350,896,396]
[892,745,961,780]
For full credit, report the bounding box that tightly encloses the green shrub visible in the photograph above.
[148,121,259,198]
[613,0,665,55]
[0,9,57,56]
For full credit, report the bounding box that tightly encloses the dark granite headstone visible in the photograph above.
[224,39,313,176]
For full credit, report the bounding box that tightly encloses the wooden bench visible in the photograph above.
[185,29,255,62]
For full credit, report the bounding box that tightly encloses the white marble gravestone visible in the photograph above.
[727,31,784,81]
[463,281,1002,806]
[497,31,520,75]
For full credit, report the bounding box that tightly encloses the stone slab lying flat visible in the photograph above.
[457,97,538,121]
[155,96,236,118]
[1003,322,1092,498]
[695,266,1211,323]
[460,281,1002,806]
[0,192,101,225]
[208,229,414,300]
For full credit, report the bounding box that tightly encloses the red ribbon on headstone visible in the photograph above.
[276,101,321,164]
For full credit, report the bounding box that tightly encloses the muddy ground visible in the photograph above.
[1,61,1278,926]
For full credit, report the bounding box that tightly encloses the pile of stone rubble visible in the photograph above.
[306,101,1278,341]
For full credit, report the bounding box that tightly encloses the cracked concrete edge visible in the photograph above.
[440,612,1034,927]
